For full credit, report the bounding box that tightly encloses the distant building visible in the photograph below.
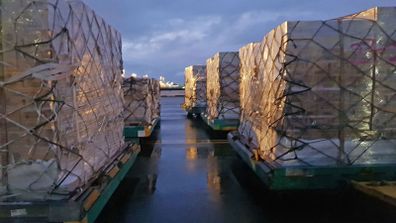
[159,75,183,89]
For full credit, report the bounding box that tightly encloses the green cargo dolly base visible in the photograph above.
[0,143,140,223]
[201,113,239,131]
[124,117,160,138]
[227,131,396,191]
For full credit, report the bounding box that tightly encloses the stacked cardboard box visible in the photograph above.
[206,52,240,120]
[0,0,124,200]
[344,7,396,134]
[151,79,161,120]
[238,7,396,166]
[123,77,160,126]
[238,43,261,144]
[184,65,207,109]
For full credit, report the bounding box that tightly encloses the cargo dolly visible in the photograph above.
[123,117,160,138]
[0,142,140,223]
[201,113,239,131]
[227,131,396,190]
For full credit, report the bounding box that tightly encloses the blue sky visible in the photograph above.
[82,0,395,83]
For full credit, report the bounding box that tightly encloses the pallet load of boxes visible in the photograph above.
[0,0,160,222]
[183,65,207,117]
[204,52,240,131]
[123,76,160,138]
[183,52,241,131]
[184,6,396,190]
[229,7,396,190]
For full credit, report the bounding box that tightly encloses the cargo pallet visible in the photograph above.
[201,113,239,131]
[0,142,140,223]
[227,131,396,190]
[124,117,160,138]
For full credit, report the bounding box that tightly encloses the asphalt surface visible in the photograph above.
[98,95,396,223]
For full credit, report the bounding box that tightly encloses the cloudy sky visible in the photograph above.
[82,0,395,83]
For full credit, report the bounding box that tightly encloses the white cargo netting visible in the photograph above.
[123,77,160,126]
[238,7,396,167]
[0,0,125,200]
[184,65,207,110]
[206,52,240,120]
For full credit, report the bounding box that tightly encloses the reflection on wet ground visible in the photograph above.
[98,96,396,223]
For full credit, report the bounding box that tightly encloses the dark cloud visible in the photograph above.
[82,0,396,83]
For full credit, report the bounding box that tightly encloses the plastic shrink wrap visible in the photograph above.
[0,0,125,201]
[238,7,396,167]
[184,65,207,110]
[206,52,240,120]
[123,77,160,126]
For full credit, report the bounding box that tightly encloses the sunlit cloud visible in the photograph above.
[82,0,395,83]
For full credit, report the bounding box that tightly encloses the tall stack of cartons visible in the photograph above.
[238,43,261,144]
[123,77,160,126]
[151,78,161,121]
[206,52,240,120]
[238,7,396,166]
[345,7,396,136]
[0,0,124,200]
[184,65,207,110]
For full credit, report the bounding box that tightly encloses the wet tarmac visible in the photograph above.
[98,95,396,223]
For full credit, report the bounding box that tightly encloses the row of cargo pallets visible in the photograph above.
[182,6,396,207]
